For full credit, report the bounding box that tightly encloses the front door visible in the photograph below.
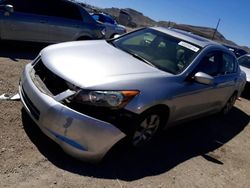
[172,51,232,121]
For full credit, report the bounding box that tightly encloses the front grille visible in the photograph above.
[33,59,69,96]
[21,88,40,120]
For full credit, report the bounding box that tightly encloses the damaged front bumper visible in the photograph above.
[19,63,126,162]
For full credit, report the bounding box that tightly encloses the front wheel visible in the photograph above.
[132,113,163,147]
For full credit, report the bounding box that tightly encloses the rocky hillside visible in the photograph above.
[103,8,250,52]
[77,2,250,52]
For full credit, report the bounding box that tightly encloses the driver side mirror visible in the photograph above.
[194,72,214,85]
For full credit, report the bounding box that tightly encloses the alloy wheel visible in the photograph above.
[223,94,237,115]
[132,114,161,147]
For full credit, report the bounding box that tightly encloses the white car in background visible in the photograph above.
[238,54,250,95]
[238,54,250,83]
[91,12,126,39]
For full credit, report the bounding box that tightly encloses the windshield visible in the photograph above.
[111,28,201,74]
[238,55,250,69]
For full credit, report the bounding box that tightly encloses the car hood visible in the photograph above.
[41,40,160,88]
[240,66,250,82]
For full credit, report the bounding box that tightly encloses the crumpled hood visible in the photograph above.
[41,40,159,88]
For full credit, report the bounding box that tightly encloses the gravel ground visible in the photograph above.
[0,42,250,188]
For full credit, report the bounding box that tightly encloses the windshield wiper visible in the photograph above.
[131,53,157,68]
[122,49,156,68]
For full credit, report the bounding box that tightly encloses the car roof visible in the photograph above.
[153,27,221,48]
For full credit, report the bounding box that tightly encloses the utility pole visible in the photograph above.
[212,18,221,40]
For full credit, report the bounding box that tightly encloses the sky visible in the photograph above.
[81,0,250,47]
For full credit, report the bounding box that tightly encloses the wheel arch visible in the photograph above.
[76,36,93,41]
[110,33,118,39]
[140,104,170,128]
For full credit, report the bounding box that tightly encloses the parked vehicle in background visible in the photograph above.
[238,54,250,95]
[223,44,248,58]
[0,0,106,43]
[19,27,246,162]
[91,12,126,38]
[238,54,250,83]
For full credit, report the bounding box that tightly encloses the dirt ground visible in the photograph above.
[0,41,250,188]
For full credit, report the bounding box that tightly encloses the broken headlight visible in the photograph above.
[71,90,139,109]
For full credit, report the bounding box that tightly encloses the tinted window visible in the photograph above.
[92,14,99,21]
[195,51,237,76]
[195,52,221,76]
[222,53,237,74]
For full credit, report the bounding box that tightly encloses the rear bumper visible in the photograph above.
[19,63,126,162]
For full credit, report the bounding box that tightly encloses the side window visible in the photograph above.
[222,53,237,74]
[98,15,105,23]
[194,51,221,76]
[104,16,115,24]
[46,1,82,20]
[92,14,99,21]
[61,4,82,20]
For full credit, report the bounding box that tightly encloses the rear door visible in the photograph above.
[0,0,49,42]
[213,52,238,106]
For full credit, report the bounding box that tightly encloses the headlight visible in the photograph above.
[72,90,139,109]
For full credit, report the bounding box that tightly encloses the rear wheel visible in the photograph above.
[76,36,92,41]
[110,33,118,39]
[221,93,237,115]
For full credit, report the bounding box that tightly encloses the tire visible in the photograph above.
[76,36,92,41]
[110,33,117,39]
[131,110,166,147]
[221,93,237,115]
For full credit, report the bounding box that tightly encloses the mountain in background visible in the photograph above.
[77,2,250,53]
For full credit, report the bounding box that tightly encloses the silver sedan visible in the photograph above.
[19,27,246,162]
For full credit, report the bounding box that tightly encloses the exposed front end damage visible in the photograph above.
[19,61,126,162]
